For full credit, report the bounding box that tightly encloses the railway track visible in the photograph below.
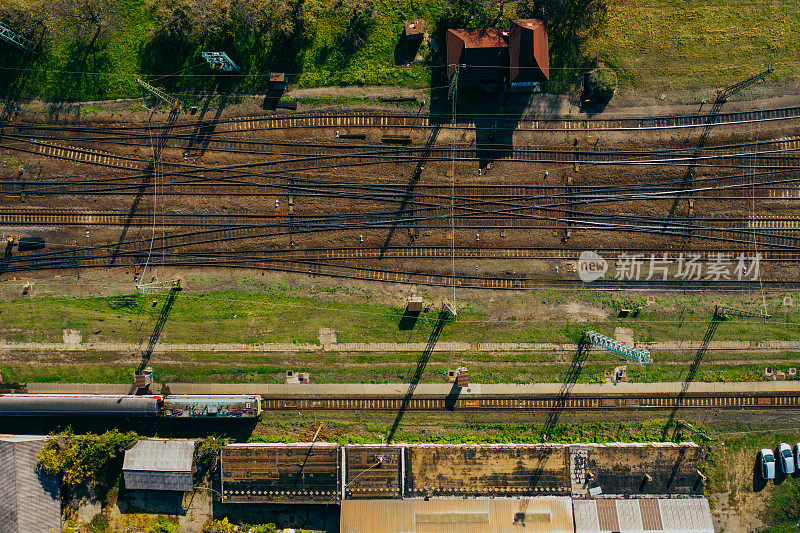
[7,105,800,139]
[262,392,800,411]
[6,207,800,234]
[5,251,795,290]
[216,106,800,132]
[6,133,800,171]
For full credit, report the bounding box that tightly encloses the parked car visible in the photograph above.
[760,448,776,479]
[777,443,795,474]
[794,443,800,472]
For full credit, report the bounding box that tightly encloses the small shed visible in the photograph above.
[0,435,61,533]
[404,19,425,40]
[123,439,195,492]
[269,72,287,91]
[406,296,424,313]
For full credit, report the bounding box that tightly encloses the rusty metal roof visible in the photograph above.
[508,19,549,83]
[447,29,508,50]
[405,19,425,37]
[0,436,61,533]
[573,498,714,533]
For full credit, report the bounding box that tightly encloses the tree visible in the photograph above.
[44,0,119,48]
[37,429,139,488]
[517,0,609,44]
[336,0,374,53]
[0,0,47,40]
[587,67,616,101]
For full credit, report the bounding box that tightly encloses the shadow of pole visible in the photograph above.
[542,337,591,442]
[379,122,442,258]
[111,106,180,265]
[386,309,449,443]
[136,287,180,374]
[185,92,229,158]
[661,313,723,440]
[522,337,590,498]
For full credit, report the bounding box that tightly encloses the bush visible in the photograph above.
[202,519,279,533]
[37,428,139,487]
[588,67,617,101]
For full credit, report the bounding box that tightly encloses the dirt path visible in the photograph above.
[2,340,799,354]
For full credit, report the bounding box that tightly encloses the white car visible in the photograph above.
[760,448,776,480]
[778,443,795,474]
[795,443,800,473]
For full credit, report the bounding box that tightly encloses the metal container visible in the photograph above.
[162,395,262,418]
[0,394,162,417]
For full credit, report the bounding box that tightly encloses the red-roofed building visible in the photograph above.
[446,19,549,89]
[446,28,509,87]
[508,19,549,86]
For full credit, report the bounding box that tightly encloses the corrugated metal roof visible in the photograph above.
[0,435,61,533]
[0,394,160,417]
[124,471,193,492]
[123,439,194,473]
[221,443,340,503]
[341,497,574,533]
[573,498,714,533]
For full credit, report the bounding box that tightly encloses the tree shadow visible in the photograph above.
[48,39,113,104]
[0,25,47,121]
[137,34,198,93]
[394,34,422,66]
[516,0,611,94]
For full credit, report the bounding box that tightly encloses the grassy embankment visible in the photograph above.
[2,0,799,102]
[586,0,800,93]
[1,277,798,383]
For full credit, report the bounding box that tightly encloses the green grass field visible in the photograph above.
[586,0,800,92]
[1,283,799,346]
[2,0,798,101]
[0,358,787,384]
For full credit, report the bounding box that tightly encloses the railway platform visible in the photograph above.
[26,381,800,396]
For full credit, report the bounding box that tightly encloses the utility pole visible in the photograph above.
[448,65,460,316]
[202,52,240,72]
[0,22,38,55]
[136,79,181,111]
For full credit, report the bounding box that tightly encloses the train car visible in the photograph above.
[0,394,162,417]
[161,395,262,418]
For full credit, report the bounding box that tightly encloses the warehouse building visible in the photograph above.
[0,435,61,533]
[123,439,195,492]
[341,496,574,533]
[221,443,340,503]
[573,498,714,533]
[446,28,510,86]
[220,442,704,503]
